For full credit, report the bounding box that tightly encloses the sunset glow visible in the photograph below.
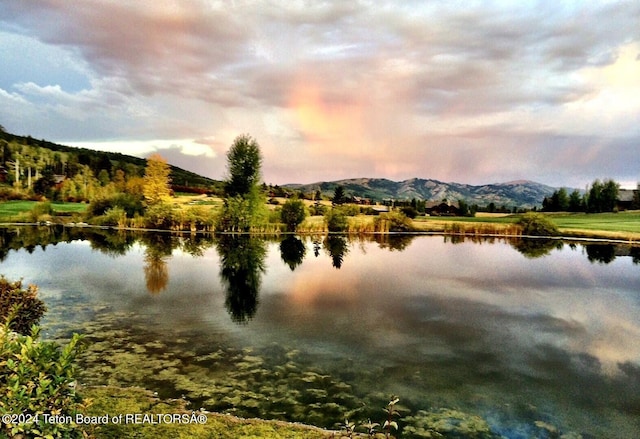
[0,1,638,187]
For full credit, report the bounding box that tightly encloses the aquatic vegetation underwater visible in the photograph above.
[39,300,593,439]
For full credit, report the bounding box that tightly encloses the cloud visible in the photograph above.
[0,1,639,187]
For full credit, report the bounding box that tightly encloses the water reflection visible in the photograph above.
[1,226,640,323]
[140,234,175,294]
[510,238,563,258]
[586,244,617,264]
[279,236,306,271]
[324,235,349,268]
[215,234,266,323]
[1,226,640,437]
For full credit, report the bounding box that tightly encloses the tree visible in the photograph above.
[142,153,172,206]
[601,179,619,212]
[633,188,640,210]
[568,189,584,212]
[224,134,262,198]
[332,186,345,205]
[586,179,619,212]
[280,198,307,232]
[555,188,569,211]
[218,135,265,232]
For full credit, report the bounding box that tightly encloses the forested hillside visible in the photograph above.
[0,128,222,201]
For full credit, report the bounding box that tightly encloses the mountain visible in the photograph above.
[285,178,558,208]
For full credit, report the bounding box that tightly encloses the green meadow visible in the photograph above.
[0,200,88,221]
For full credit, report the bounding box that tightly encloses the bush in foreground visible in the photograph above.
[0,323,85,438]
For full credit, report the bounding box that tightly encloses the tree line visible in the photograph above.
[542,179,633,213]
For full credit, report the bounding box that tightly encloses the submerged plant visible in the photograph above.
[341,418,356,438]
[361,418,380,437]
[383,395,400,438]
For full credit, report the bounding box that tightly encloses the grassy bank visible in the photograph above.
[2,199,640,242]
[81,386,341,439]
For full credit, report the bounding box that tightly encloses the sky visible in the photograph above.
[0,1,639,189]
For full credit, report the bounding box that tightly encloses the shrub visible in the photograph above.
[28,202,53,223]
[280,199,307,232]
[400,206,418,219]
[87,193,144,218]
[97,206,128,227]
[374,211,414,232]
[184,206,214,231]
[309,203,327,216]
[0,277,46,335]
[0,323,85,438]
[144,202,176,229]
[324,208,348,232]
[338,204,361,216]
[517,212,559,236]
[0,187,28,201]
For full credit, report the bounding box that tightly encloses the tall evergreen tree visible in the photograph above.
[332,186,345,205]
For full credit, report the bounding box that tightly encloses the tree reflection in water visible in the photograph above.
[279,236,306,271]
[323,235,349,269]
[585,244,616,264]
[511,238,563,258]
[215,235,267,323]
[141,234,176,294]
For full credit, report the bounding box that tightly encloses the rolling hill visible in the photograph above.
[0,130,222,192]
[285,178,559,208]
[1,128,557,207]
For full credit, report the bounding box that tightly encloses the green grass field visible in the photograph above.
[415,211,640,239]
[0,200,87,221]
[551,211,640,234]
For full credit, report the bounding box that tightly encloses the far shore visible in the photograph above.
[2,213,640,245]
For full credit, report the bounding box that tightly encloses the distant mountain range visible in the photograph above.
[0,128,558,208]
[284,178,559,208]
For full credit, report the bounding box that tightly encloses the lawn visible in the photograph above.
[551,211,640,234]
[0,200,87,221]
[414,210,640,240]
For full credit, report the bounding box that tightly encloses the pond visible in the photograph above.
[1,226,639,438]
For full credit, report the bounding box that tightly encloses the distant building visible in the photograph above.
[617,184,640,210]
[53,175,67,190]
[425,201,460,216]
[370,205,390,215]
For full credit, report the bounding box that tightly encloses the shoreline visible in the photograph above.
[1,220,639,246]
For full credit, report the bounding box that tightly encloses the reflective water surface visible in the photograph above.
[1,226,639,438]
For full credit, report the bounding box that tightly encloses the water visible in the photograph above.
[1,226,639,438]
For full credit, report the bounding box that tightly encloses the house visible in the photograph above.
[617,184,640,210]
[53,175,67,190]
[370,205,390,215]
[425,201,460,216]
